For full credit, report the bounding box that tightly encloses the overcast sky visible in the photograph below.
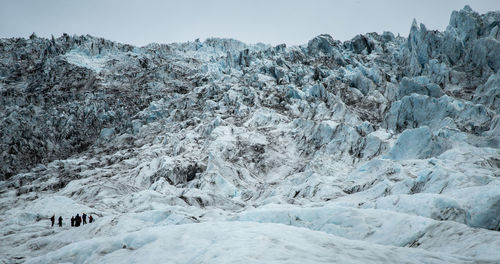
[1,0,499,46]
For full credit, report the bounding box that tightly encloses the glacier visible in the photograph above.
[0,5,499,264]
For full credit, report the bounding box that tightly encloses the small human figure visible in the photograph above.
[82,213,87,225]
[50,215,55,227]
[58,216,63,227]
[71,216,75,227]
[75,214,81,227]
[89,215,93,223]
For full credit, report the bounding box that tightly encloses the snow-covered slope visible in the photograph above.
[1,5,499,264]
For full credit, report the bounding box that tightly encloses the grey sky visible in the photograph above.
[1,0,499,46]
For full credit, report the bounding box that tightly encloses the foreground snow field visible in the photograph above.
[25,221,479,264]
[1,5,499,263]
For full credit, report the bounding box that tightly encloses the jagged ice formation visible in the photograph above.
[0,5,499,264]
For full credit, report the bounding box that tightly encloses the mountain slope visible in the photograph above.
[1,5,499,264]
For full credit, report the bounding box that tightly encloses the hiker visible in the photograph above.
[50,215,55,227]
[58,216,63,227]
[75,214,81,227]
[89,215,93,223]
[71,216,75,227]
[82,213,87,225]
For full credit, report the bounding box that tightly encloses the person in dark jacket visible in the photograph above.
[71,216,75,227]
[58,216,63,227]
[75,214,81,227]
[82,213,87,225]
[89,215,93,223]
[50,215,55,227]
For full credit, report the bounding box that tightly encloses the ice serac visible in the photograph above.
[1,5,500,264]
[386,126,447,160]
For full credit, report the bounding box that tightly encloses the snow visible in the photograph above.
[234,204,435,247]
[375,193,465,222]
[26,221,474,264]
[448,186,500,229]
[62,49,109,72]
[1,5,500,264]
[386,126,445,160]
